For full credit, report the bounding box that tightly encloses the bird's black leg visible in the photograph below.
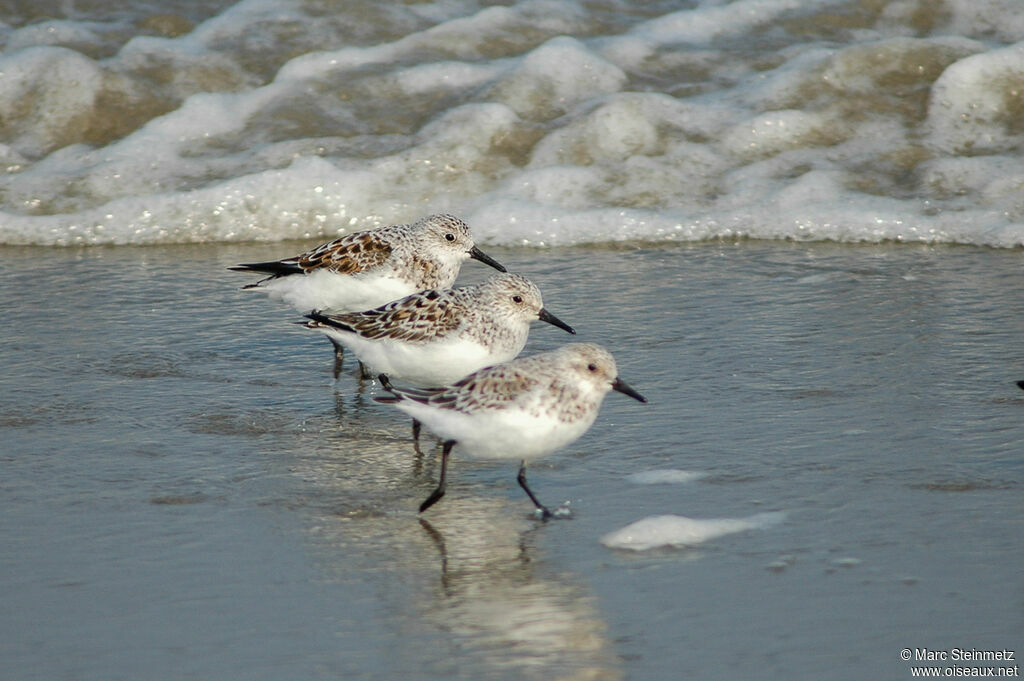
[517,460,552,520]
[419,440,455,513]
[412,418,423,455]
[329,338,345,379]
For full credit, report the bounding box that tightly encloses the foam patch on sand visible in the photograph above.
[601,512,785,551]
[625,469,706,485]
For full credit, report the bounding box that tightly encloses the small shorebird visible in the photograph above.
[375,343,647,518]
[231,213,506,376]
[303,272,575,447]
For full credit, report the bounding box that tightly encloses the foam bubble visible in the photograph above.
[0,46,105,159]
[917,156,1024,198]
[944,0,1024,44]
[624,0,830,47]
[625,470,707,485]
[6,19,105,55]
[524,93,729,207]
[276,1,585,83]
[820,37,983,97]
[0,157,380,246]
[530,95,667,166]
[926,43,1024,155]
[393,61,502,97]
[116,35,256,100]
[488,36,626,118]
[723,110,840,161]
[467,201,707,246]
[600,512,785,551]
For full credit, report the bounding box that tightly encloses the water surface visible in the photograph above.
[2,241,1020,680]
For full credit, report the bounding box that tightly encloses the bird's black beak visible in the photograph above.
[468,246,507,273]
[537,308,576,335]
[612,377,647,403]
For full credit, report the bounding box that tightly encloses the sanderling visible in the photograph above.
[375,343,647,518]
[303,272,575,446]
[230,214,506,374]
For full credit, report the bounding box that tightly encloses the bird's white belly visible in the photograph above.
[396,402,598,461]
[345,336,516,387]
[264,269,414,313]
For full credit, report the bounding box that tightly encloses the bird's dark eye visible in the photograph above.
[444,233,456,242]
[587,363,598,372]
[512,295,523,303]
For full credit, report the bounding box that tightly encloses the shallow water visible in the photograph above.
[2,241,1021,680]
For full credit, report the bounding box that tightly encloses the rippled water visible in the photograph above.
[1,242,1021,680]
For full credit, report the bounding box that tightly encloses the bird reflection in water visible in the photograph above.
[412,507,623,681]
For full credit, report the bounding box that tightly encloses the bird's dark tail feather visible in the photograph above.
[229,260,303,277]
[303,310,355,333]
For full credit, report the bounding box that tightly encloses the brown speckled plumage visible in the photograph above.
[382,343,625,424]
[306,272,549,350]
[294,231,395,274]
[231,214,505,313]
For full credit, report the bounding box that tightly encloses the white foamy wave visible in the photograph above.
[600,512,785,552]
[0,0,1021,247]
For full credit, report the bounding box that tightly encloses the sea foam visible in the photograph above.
[625,470,706,485]
[601,512,785,552]
[0,0,1021,248]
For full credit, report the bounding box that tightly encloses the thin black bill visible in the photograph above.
[612,377,647,403]
[468,246,507,272]
[538,308,576,335]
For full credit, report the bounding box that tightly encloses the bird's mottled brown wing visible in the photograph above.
[440,365,538,412]
[374,360,538,412]
[295,230,394,275]
[315,289,464,343]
